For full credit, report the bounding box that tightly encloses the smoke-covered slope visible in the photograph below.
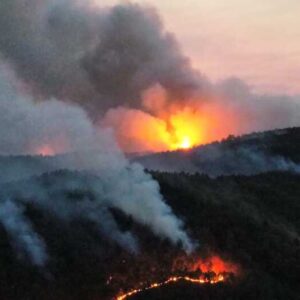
[0,168,299,300]
[147,171,300,299]
[134,127,300,176]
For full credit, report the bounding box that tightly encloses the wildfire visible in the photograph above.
[29,137,69,156]
[179,136,191,150]
[101,105,213,153]
[192,255,238,274]
[114,255,238,300]
[101,86,239,153]
[167,106,205,150]
[116,274,226,300]
[34,144,56,156]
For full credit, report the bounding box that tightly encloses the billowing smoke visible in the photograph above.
[0,0,299,154]
[0,0,98,109]
[0,62,112,156]
[0,0,299,266]
[82,3,206,110]
[0,199,48,267]
[216,78,300,134]
[0,63,193,265]
[0,0,205,114]
[0,155,194,264]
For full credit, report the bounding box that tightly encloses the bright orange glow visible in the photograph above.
[29,138,69,156]
[101,87,239,153]
[167,106,206,150]
[116,274,225,300]
[101,104,229,153]
[179,136,191,149]
[192,255,239,274]
[35,145,56,156]
[114,255,239,300]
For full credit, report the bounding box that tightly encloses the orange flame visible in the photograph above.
[116,274,226,300]
[29,135,70,156]
[114,255,239,300]
[34,145,56,156]
[167,106,206,150]
[102,86,239,153]
[192,255,238,274]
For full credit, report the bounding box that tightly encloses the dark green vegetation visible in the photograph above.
[0,170,299,300]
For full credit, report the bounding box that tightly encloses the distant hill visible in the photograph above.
[134,127,300,176]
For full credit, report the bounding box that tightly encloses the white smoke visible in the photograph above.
[0,199,48,267]
[0,63,194,265]
[0,62,111,156]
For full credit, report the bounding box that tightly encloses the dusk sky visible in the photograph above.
[99,0,300,95]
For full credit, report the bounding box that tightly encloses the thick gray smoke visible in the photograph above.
[216,78,300,134]
[0,64,193,265]
[0,0,205,115]
[0,0,299,134]
[0,62,111,156]
[0,0,98,110]
[82,3,205,109]
[0,199,48,266]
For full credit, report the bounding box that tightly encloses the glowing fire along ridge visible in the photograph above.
[116,274,225,300]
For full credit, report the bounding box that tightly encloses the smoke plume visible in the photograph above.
[0,63,193,264]
[0,0,299,154]
[0,62,110,156]
[0,199,48,266]
[0,0,299,265]
[0,0,205,114]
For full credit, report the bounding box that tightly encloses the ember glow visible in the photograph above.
[191,255,239,274]
[114,255,238,300]
[30,139,69,156]
[101,86,239,153]
[34,145,56,156]
[167,107,205,150]
[102,102,238,153]
[116,274,225,300]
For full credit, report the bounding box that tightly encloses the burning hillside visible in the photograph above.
[114,255,239,300]
[115,274,227,300]
[0,1,299,300]
[0,165,298,299]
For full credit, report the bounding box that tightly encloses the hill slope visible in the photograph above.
[0,169,299,299]
[134,127,300,176]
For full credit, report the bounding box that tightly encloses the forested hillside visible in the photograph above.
[0,170,299,300]
[135,127,300,176]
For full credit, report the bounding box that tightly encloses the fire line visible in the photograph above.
[116,274,226,300]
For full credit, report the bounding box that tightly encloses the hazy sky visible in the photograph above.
[98,0,300,95]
